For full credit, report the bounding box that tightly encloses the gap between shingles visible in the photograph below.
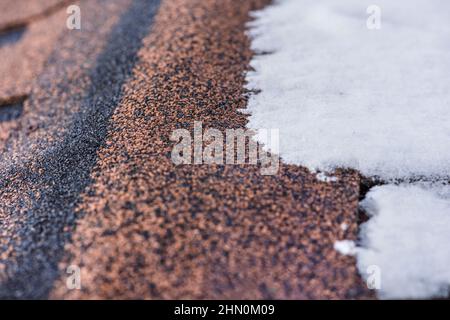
[0,94,28,108]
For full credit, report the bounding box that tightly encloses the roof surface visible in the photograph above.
[0,0,372,299]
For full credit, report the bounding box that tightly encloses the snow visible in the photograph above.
[358,183,450,299]
[246,0,450,180]
[316,172,337,183]
[246,0,450,298]
[334,240,356,256]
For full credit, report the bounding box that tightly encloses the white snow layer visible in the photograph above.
[334,240,356,256]
[246,0,450,180]
[358,183,450,299]
[246,0,450,298]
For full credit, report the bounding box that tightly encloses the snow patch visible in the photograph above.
[246,0,450,180]
[358,184,450,299]
[247,0,450,298]
[316,172,338,183]
[334,240,356,256]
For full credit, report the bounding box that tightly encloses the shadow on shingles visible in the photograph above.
[0,96,27,122]
[0,26,26,48]
[0,0,161,299]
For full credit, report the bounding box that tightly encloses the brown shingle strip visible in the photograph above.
[0,0,69,32]
[0,0,163,298]
[0,2,66,100]
[47,0,373,299]
[0,2,68,149]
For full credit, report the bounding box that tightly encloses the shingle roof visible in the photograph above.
[0,0,373,299]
